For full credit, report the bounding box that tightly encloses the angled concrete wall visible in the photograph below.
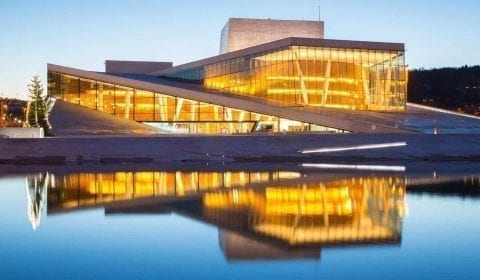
[105,60,173,75]
[220,18,324,54]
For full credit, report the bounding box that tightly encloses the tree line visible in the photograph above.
[408,65,480,114]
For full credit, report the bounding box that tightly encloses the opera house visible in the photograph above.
[47,18,480,134]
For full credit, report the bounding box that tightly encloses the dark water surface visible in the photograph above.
[1,164,479,279]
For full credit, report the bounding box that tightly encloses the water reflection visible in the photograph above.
[26,170,407,261]
[46,171,302,212]
[25,173,49,230]
[200,178,405,247]
[407,176,480,198]
[7,167,480,278]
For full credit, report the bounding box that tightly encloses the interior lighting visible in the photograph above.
[300,141,406,153]
[301,163,406,172]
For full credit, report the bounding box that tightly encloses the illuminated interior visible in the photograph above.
[42,171,404,246]
[165,46,407,111]
[46,171,301,210]
[48,72,345,134]
[202,176,405,245]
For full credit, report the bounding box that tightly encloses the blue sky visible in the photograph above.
[0,0,479,99]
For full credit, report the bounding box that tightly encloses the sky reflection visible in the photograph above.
[1,167,480,279]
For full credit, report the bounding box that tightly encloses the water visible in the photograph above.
[0,164,479,279]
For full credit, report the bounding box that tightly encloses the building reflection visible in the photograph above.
[219,230,321,260]
[46,170,302,212]
[29,170,407,261]
[25,173,50,230]
[201,177,405,248]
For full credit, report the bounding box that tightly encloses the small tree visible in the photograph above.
[26,75,52,134]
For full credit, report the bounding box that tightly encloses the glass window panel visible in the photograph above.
[134,90,154,121]
[61,74,79,104]
[79,79,97,109]
[47,72,62,99]
[114,86,133,120]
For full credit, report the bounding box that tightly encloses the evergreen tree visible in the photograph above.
[26,75,52,134]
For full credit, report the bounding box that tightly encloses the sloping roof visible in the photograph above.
[150,37,405,76]
[48,63,480,134]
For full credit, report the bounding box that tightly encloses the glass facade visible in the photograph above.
[48,71,346,134]
[165,45,407,111]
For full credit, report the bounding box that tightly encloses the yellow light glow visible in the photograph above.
[300,142,407,154]
[43,170,406,246]
[266,76,358,84]
[266,89,360,97]
[202,46,407,112]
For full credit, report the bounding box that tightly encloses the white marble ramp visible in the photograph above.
[49,100,162,136]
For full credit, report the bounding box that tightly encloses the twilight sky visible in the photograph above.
[0,0,479,99]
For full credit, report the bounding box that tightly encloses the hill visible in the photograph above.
[408,65,480,115]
